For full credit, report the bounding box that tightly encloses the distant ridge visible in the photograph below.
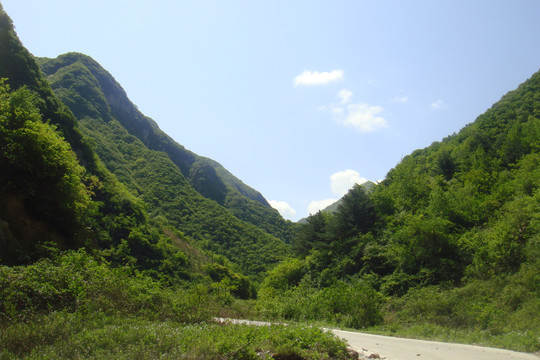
[297,180,376,223]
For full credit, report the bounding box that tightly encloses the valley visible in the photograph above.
[1,2,539,358]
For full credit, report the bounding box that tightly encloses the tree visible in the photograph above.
[0,80,95,256]
[293,211,331,256]
[333,184,376,241]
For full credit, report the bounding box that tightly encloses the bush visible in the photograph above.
[0,250,213,324]
[0,314,353,359]
[258,279,383,329]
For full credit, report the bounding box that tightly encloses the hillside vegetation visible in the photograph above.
[36,52,294,278]
[258,69,540,351]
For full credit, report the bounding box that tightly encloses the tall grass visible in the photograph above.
[0,250,355,359]
[0,313,352,359]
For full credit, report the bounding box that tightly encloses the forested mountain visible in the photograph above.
[37,52,295,243]
[280,69,540,291]
[33,52,292,277]
[0,10,345,353]
[0,5,290,281]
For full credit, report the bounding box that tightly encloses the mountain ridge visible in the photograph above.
[37,52,295,244]
[38,53,269,206]
[0,6,290,279]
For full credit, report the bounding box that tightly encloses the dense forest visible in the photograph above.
[1,2,539,358]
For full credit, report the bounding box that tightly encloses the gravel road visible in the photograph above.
[333,329,539,360]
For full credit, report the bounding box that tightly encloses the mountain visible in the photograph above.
[1,3,539,350]
[37,52,295,243]
[259,69,540,342]
[0,5,289,280]
[34,53,292,277]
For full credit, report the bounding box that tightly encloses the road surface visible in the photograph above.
[215,318,538,360]
[333,329,539,360]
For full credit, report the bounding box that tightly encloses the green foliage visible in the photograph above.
[3,4,540,354]
[0,316,352,360]
[260,258,305,292]
[333,184,376,241]
[38,51,295,243]
[294,211,332,256]
[0,250,212,324]
[205,263,256,300]
[258,70,540,350]
[0,81,95,254]
[0,249,353,359]
[288,70,540,297]
[382,260,540,352]
[37,53,291,279]
[259,276,383,329]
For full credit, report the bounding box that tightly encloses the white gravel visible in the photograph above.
[333,329,539,360]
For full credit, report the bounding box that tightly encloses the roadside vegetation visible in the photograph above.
[0,250,352,359]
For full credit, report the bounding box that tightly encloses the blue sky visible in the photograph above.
[3,0,540,221]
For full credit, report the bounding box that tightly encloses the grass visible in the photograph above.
[2,249,538,358]
[0,312,352,359]
[365,323,540,354]
[0,251,355,359]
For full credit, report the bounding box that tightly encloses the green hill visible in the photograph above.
[37,52,295,244]
[297,180,376,224]
[260,70,540,350]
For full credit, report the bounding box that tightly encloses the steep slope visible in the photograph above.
[0,4,103,258]
[0,5,287,282]
[35,53,289,277]
[37,52,294,243]
[0,4,198,283]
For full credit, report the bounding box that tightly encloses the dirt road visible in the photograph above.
[333,329,539,360]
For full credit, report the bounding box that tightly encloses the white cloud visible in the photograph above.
[431,99,449,109]
[307,198,338,215]
[392,95,408,103]
[330,103,344,116]
[293,70,344,86]
[269,200,296,220]
[337,89,353,104]
[341,103,388,133]
[330,169,368,196]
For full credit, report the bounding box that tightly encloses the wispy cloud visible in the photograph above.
[269,200,296,220]
[337,89,353,104]
[431,99,449,109]
[392,95,408,103]
[341,103,388,132]
[293,70,344,86]
[330,169,368,196]
[330,92,388,133]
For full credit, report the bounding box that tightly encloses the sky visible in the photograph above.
[3,0,540,221]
